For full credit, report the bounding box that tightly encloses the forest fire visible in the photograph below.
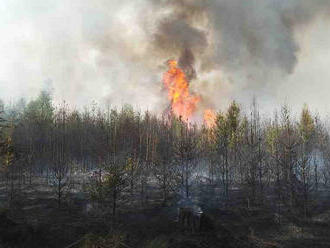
[163,59,200,122]
[204,109,217,128]
[163,59,217,128]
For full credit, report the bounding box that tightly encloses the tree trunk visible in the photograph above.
[112,188,117,217]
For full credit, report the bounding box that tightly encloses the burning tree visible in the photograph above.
[162,59,216,128]
[163,59,200,122]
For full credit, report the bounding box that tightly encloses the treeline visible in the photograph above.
[1,91,330,218]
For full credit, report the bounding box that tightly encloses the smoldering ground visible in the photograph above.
[1,0,330,114]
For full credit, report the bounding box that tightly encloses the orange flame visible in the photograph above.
[163,59,217,128]
[204,109,217,128]
[163,60,200,122]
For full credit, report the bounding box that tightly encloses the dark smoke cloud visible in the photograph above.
[142,0,330,115]
[149,0,330,77]
[178,48,196,82]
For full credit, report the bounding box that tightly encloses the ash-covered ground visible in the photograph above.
[1,173,330,248]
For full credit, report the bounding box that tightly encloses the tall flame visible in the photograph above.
[163,60,200,122]
[204,109,217,128]
[163,59,217,128]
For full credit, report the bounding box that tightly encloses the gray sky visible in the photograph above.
[0,0,330,117]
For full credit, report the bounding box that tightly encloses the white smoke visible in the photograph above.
[0,0,330,116]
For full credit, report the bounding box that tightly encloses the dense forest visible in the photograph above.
[1,91,330,248]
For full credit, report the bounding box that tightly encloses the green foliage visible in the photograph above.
[87,177,106,203]
[86,159,129,213]
[299,104,315,143]
[265,125,280,154]
[214,101,244,150]
[103,166,127,190]
[23,90,54,123]
[1,137,14,173]
[0,111,15,173]
[226,100,240,132]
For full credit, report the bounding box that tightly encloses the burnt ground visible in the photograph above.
[1,177,330,248]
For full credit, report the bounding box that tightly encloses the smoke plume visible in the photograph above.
[1,0,330,115]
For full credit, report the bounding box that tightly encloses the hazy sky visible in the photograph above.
[1,0,330,116]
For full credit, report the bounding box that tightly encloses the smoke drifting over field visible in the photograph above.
[1,0,330,114]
